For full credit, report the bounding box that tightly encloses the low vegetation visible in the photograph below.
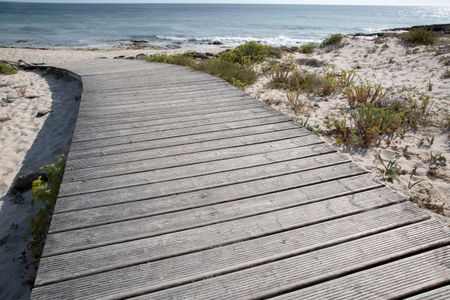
[400,28,437,45]
[344,82,386,108]
[0,61,18,75]
[24,155,65,259]
[145,41,276,88]
[299,43,317,54]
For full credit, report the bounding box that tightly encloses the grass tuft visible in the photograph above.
[299,43,317,54]
[0,61,18,75]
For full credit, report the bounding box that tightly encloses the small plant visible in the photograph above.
[299,43,317,54]
[262,56,297,85]
[442,69,450,79]
[426,152,447,178]
[24,155,65,259]
[318,68,340,96]
[344,82,386,108]
[0,61,17,75]
[321,34,344,48]
[427,79,433,92]
[400,28,437,46]
[377,153,403,182]
[145,53,196,67]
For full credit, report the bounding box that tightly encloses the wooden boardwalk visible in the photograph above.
[31,59,450,299]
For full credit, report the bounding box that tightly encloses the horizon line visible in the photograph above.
[1,1,449,6]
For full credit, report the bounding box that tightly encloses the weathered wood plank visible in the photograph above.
[407,286,450,300]
[72,113,287,142]
[57,152,348,211]
[68,122,301,159]
[60,143,334,196]
[271,246,450,300]
[67,129,306,169]
[44,186,403,256]
[35,201,426,287]
[65,135,320,179]
[52,166,370,232]
[34,217,446,300]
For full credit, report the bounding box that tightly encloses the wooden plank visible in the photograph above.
[33,215,446,299]
[73,106,270,129]
[75,101,264,122]
[77,96,260,118]
[67,129,306,169]
[68,122,301,159]
[35,200,427,287]
[57,152,347,210]
[78,91,247,110]
[65,135,320,179]
[44,186,404,257]
[407,286,450,300]
[60,143,334,196]
[72,112,286,142]
[52,167,370,232]
[271,246,450,300]
[72,110,275,137]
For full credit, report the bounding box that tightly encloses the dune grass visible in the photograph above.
[320,34,344,48]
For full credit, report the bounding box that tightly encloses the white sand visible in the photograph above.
[0,69,81,299]
[246,36,450,220]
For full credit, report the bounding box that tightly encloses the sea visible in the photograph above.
[0,2,449,49]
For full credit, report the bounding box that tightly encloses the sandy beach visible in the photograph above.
[1,30,450,299]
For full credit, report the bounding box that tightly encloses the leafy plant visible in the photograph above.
[24,155,65,259]
[0,61,17,75]
[400,28,437,45]
[320,34,344,48]
[145,53,196,67]
[299,43,317,54]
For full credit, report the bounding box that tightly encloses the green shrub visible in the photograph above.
[401,28,437,45]
[195,58,257,88]
[218,41,275,65]
[321,34,344,48]
[25,155,65,259]
[0,61,17,75]
[299,43,317,54]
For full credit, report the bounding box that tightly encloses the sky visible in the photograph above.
[0,0,449,6]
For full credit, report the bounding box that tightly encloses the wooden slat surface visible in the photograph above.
[31,59,449,299]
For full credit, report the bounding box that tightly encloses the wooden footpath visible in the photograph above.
[31,59,450,299]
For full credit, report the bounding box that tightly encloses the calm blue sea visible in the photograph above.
[0,2,449,48]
